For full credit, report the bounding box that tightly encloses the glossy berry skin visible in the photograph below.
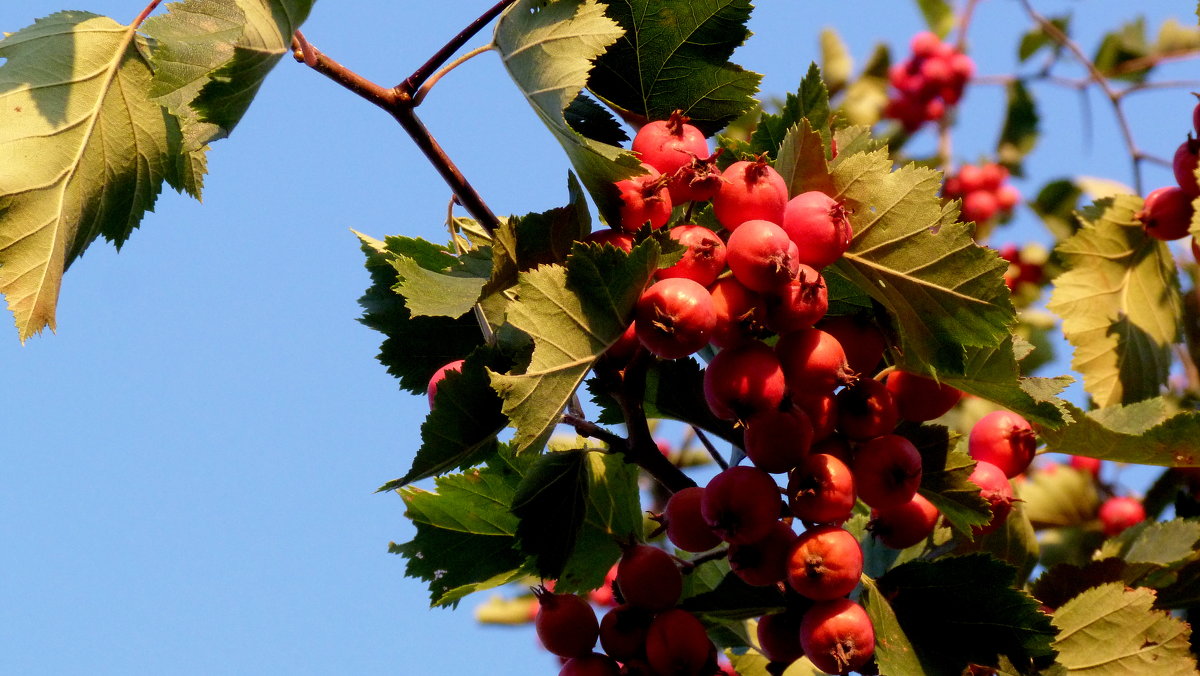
[799,598,876,675]
[535,589,600,658]
[726,220,801,292]
[795,392,839,443]
[1138,186,1195,241]
[1099,496,1146,536]
[713,160,788,230]
[885,371,962,422]
[765,265,828,334]
[853,434,923,510]
[743,406,814,473]
[817,316,886,377]
[583,229,635,253]
[701,466,783,545]
[632,112,709,178]
[707,276,766,348]
[1174,137,1200,197]
[788,453,856,524]
[426,359,466,409]
[968,410,1037,478]
[634,278,717,360]
[728,520,797,587]
[617,545,683,612]
[962,189,999,224]
[669,152,724,204]
[969,460,1014,536]
[781,192,853,269]
[599,605,652,662]
[559,653,621,676]
[657,225,727,286]
[703,341,787,421]
[835,377,899,441]
[665,487,723,553]
[785,526,863,601]
[645,609,714,676]
[616,164,672,232]
[870,493,940,549]
[1069,455,1103,477]
[776,328,853,394]
[756,611,807,665]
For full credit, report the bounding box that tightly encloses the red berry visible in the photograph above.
[968,460,1014,536]
[870,493,940,549]
[744,405,814,473]
[910,31,942,59]
[949,52,975,83]
[726,219,801,292]
[853,434,923,510]
[781,192,853,269]
[669,152,724,204]
[885,371,962,422]
[958,165,986,194]
[1138,186,1195,241]
[645,609,715,676]
[658,225,727,286]
[703,341,787,420]
[1173,137,1200,198]
[602,322,639,364]
[426,359,466,409]
[776,328,853,394]
[978,163,1009,192]
[635,278,717,360]
[713,159,788,230]
[968,410,1037,478]
[835,377,899,440]
[708,276,767,348]
[598,605,652,662]
[616,164,673,232]
[728,520,797,586]
[756,611,806,665]
[810,435,854,465]
[788,453,856,524]
[799,599,876,675]
[1099,496,1146,536]
[583,229,635,253]
[560,653,621,676]
[665,487,723,553]
[765,265,828,333]
[535,588,600,658]
[701,466,783,545]
[817,316,886,377]
[785,526,863,601]
[617,545,682,612]
[1069,455,1103,477]
[632,111,709,178]
[795,391,839,443]
[962,190,999,223]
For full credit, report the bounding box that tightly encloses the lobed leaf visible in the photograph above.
[913,0,954,39]
[1036,400,1200,468]
[860,576,925,676]
[1018,464,1102,529]
[511,449,591,579]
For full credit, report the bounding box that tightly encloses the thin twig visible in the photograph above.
[690,426,728,471]
[131,0,164,28]
[414,44,495,106]
[616,350,698,493]
[562,412,629,451]
[954,0,982,52]
[398,0,518,97]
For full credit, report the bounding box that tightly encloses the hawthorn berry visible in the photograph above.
[765,265,828,334]
[1068,455,1103,478]
[631,111,709,179]
[795,392,839,443]
[817,316,886,376]
[835,377,899,440]
[598,604,652,662]
[728,520,797,586]
[634,278,717,360]
[968,460,1014,536]
[616,544,682,612]
[726,219,801,292]
[707,276,767,348]
[712,159,788,230]
[885,370,962,422]
[701,466,783,545]
[1098,496,1146,536]
[852,434,923,509]
[781,191,853,268]
[756,611,807,665]
[645,609,715,676]
[775,328,854,394]
[534,588,600,658]
[657,225,727,286]
[702,340,787,421]
[961,190,999,224]
[1174,137,1200,197]
[426,359,465,409]
[785,526,864,601]
[669,152,724,204]
[665,486,723,553]
[968,410,1037,478]
[616,164,672,232]
[788,452,856,524]
[743,405,814,473]
[559,653,621,676]
[583,229,635,253]
[799,598,876,675]
[1138,186,1195,241]
[869,493,940,549]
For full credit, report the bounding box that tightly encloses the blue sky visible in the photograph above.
[0,1,1195,674]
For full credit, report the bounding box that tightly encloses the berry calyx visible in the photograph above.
[534,587,600,658]
[1098,495,1146,536]
[968,460,1013,536]
[785,526,864,601]
[634,278,717,360]
[765,265,828,334]
[968,410,1037,478]
[701,466,783,545]
[799,598,876,675]
[616,164,673,232]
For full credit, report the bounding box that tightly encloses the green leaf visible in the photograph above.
[997,80,1039,168]
[558,449,644,593]
[493,0,643,223]
[1017,464,1102,529]
[1050,584,1197,675]
[1093,18,1150,82]
[1018,15,1070,62]
[486,175,591,297]
[747,64,832,160]
[0,12,202,341]
[512,449,591,579]
[564,92,629,146]
[1047,195,1183,408]
[490,240,660,452]
[936,338,1073,428]
[587,0,762,135]
[727,649,824,676]
[860,576,925,676]
[969,497,1040,584]
[776,120,836,198]
[679,571,786,622]
[1030,178,1084,241]
[1033,558,1133,611]
[894,423,991,538]
[390,528,527,608]
[1036,400,1200,468]
[1098,518,1200,568]
[878,554,1058,673]
[913,0,955,39]
[820,28,852,92]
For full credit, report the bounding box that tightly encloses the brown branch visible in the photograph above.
[397,0,518,98]
[563,413,629,452]
[690,426,728,471]
[131,0,165,29]
[954,0,982,52]
[614,350,698,493]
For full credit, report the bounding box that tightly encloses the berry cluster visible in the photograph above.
[943,162,1020,226]
[997,244,1044,293]
[885,32,974,132]
[1138,98,1200,243]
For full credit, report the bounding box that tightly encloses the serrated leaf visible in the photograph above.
[557,449,644,593]
[776,120,836,198]
[1051,584,1197,675]
[393,248,490,319]
[748,64,832,160]
[1098,518,1200,568]
[512,449,591,579]
[1018,16,1070,62]
[861,576,925,676]
[390,528,527,609]
[968,497,1040,584]
[997,80,1038,168]
[494,0,642,224]
[1033,558,1133,610]
[0,11,203,341]
[1036,400,1200,468]
[487,175,591,297]
[1018,465,1102,529]
[564,92,629,146]
[587,0,761,135]
[914,0,955,39]
[894,423,991,538]
[490,241,659,452]
[820,28,852,92]
[936,338,1073,428]
[1047,195,1183,408]
[727,649,824,676]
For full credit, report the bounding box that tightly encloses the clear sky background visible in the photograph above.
[0,1,1195,674]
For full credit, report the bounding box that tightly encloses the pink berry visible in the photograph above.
[1098,496,1146,536]
[799,599,876,675]
[712,159,788,230]
[969,460,1014,536]
[726,219,801,292]
[631,111,709,178]
[657,225,727,286]
[426,359,465,409]
[616,164,673,232]
[781,191,853,269]
[764,265,828,333]
[968,410,1037,478]
[634,278,717,360]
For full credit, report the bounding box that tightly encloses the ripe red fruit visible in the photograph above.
[602,322,639,364]
[776,328,854,394]
[708,276,767,348]
[756,611,806,665]
[616,544,682,612]
[835,377,899,440]
[785,526,864,601]
[645,609,715,676]
[657,225,727,286]
[852,434,923,510]
[817,316,886,377]
[728,520,797,586]
[616,164,673,232]
[1194,100,1200,135]
[534,588,600,658]
[588,564,619,607]
[869,493,940,549]
[713,159,788,230]
[799,598,876,675]
[1069,455,1103,477]
[583,229,635,253]
[632,111,709,178]
[788,452,856,524]
[885,370,962,422]
[795,392,839,443]
[1099,496,1146,536]
[781,192,853,269]
[1173,137,1200,197]
[634,278,717,360]
[1138,186,1195,241]
[426,359,466,408]
[765,265,828,333]
[962,189,999,224]
[599,605,652,662]
[910,31,941,59]
[995,184,1021,212]
[743,406,814,473]
[968,410,1037,478]
[669,152,724,204]
[559,653,621,676]
[726,219,801,292]
[701,466,783,545]
[703,341,787,420]
[968,460,1014,536]
[665,486,723,553]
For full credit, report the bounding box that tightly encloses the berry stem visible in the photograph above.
[691,426,729,470]
[131,0,164,29]
[397,0,517,98]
